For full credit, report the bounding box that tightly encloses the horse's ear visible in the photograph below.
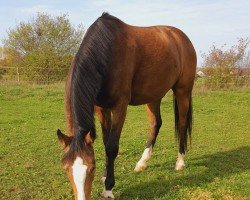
[85,132,93,145]
[57,129,72,148]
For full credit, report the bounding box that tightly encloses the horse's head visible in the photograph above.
[57,129,95,200]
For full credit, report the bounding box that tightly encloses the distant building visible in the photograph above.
[230,68,244,76]
[196,70,205,77]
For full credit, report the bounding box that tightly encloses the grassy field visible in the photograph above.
[0,83,249,200]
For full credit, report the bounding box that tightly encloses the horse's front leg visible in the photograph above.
[95,106,111,183]
[101,103,127,199]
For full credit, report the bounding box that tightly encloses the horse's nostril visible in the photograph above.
[88,165,95,173]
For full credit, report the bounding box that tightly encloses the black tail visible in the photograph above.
[173,95,193,150]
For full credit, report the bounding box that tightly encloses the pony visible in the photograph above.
[57,12,196,200]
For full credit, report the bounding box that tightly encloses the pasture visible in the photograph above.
[0,83,249,200]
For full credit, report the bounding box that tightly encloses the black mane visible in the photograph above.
[101,12,120,20]
[63,13,120,163]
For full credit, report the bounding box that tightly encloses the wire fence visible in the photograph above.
[0,66,249,89]
[0,66,69,84]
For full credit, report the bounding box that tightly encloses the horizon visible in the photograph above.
[1,0,250,65]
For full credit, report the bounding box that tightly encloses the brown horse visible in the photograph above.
[57,12,196,200]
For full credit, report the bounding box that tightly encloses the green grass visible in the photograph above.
[0,83,249,200]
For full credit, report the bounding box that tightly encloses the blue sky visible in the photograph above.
[1,0,249,65]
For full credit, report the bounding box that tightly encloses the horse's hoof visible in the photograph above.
[134,162,147,172]
[175,164,185,171]
[175,160,185,171]
[101,190,114,199]
[100,196,114,200]
[100,197,114,200]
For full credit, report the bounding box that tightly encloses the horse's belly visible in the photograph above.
[129,82,172,105]
[129,76,174,105]
[129,90,169,105]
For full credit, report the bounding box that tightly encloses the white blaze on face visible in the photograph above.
[72,156,88,200]
[134,145,152,172]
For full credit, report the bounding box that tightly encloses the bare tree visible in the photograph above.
[201,38,249,88]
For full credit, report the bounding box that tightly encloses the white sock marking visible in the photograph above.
[175,152,185,170]
[134,146,152,172]
[102,189,114,199]
[72,157,88,200]
[101,176,106,183]
[101,175,114,198]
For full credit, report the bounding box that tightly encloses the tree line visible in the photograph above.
[0,13,249,87]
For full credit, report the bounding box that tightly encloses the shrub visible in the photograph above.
[2,13,84,84]
[201,38,249,89]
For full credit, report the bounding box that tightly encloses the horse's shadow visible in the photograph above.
[119,146,250,199]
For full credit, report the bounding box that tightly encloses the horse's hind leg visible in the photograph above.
[134,100,162,172]
[172,87,193,171]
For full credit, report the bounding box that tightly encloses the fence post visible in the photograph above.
[16,67,20,82]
